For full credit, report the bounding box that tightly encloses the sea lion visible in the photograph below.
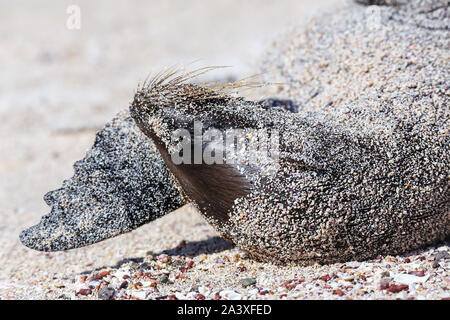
[20,0,449,264]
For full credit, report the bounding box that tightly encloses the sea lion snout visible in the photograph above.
[19,113,184,251]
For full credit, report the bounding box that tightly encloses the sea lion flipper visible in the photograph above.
[20,111,184,251]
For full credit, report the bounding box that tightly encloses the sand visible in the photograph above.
[0,0,448,300]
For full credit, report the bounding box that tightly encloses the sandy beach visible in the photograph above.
[0,0,448,300]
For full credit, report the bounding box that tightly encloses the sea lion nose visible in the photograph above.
[20,225,50,251]
[20,222,72,252]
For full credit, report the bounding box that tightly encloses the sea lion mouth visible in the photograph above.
[20,112,184,252]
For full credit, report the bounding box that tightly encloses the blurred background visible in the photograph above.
[0,0,340,296]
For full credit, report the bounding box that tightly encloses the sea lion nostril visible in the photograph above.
[43,190,60,206]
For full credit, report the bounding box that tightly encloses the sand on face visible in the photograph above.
[0,0,448,300]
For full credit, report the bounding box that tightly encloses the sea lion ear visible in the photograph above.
[20,111,184,252]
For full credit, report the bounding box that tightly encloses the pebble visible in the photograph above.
[130,291,147,300]
[98,286,115,300]
[158,275,169,284]
[393,274,429,285]
[119,281,128,289]
[241,278,257,287]
[76,288,92,296]
[220,290,242,300]
[198,286,210,296]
